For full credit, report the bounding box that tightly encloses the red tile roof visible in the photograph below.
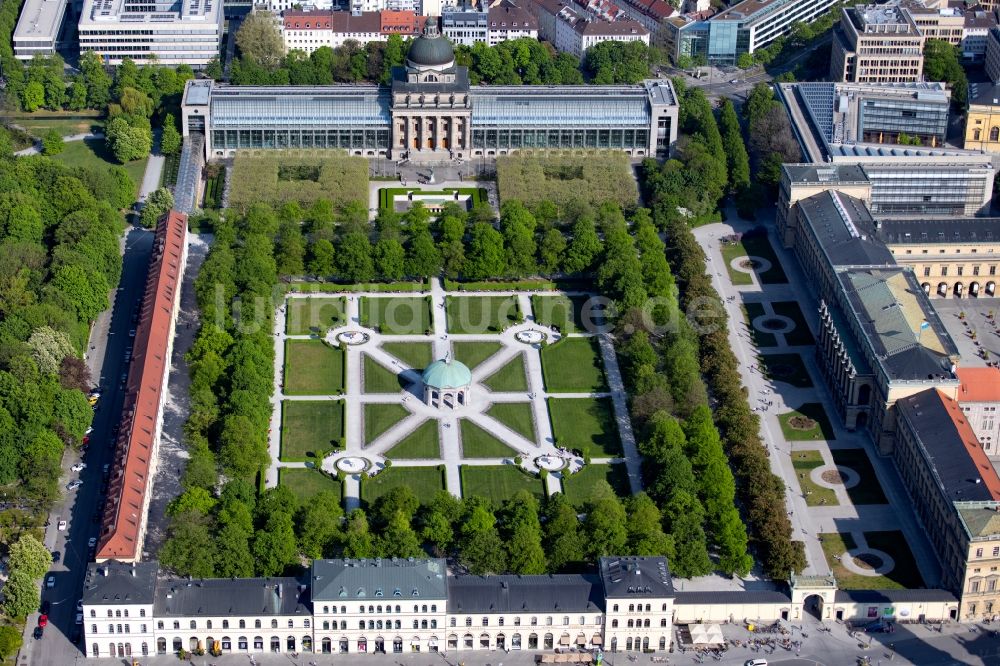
[96,210,187,563]
[380,10,421,35]
[939,390,1000,501]
[957,367,1000,404]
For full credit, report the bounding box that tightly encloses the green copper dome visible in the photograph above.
[422,359,472,389]
[407,18,455,68]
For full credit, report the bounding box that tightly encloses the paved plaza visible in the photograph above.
[266,277,640,509]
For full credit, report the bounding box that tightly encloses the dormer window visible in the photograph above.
[375,588,383,597]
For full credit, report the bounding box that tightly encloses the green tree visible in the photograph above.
[275,220,306,276]
[252,511,298,576]
[218,414,269,480]
[582,482,627,559]
[501,491,546,574]
[464,223,507,279]
[2,570,39,619]
[337,231,374,282]
[625,493,674,558]
[343,509,375,558]
[167,487,217,516]
[379,510,424,559]
[41,129,64,155]
[297,490,343,559]
[79,51,112,108]
[308,238,336,277]
[236,11,284,69]
[374,237,406,281]
[562,215,600,274]
[662,489,713,577]
[160,113,182,155]
[718,99,750,192]
[8,534,52,579]
[106,116,152,163]
[160,509,217,577]
[404,226,442,278]
[214,521,255,579]
[0,625,23,661]
[537,227,567,274]
[459,503,506,574]
[543,493,583,570]
[140,187,174,228]
[22,81,45,112]
[923,39,968,111]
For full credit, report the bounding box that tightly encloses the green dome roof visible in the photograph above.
[422,359,472,389]
[407,18,455,68]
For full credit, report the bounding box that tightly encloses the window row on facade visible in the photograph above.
[469,128,649,150]
[211,128,391,150]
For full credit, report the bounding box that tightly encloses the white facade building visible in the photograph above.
[77,0,223,67]
[442,9,488,46]
[12,0,67,60]
[532,0,650,59]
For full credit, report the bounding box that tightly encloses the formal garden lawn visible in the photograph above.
[283,340,344,394]
[541,337,606,392]
[720,232,788,285]
[381,341,433,369]
[742,301,777,348]
[496,153,637,210]
[446,296,520,334]
[363,403,410,444]
[384,420,439,459]
[286,297,346,335]
[362,466,444,505]
[460,420,518,458]
[532,294,607,333]
[791,450,838,507]
[361,296,432,334]
[779,403,836,441]
[831,449,889,505]
[51,138,147,197]
[759,353,813,388]
[460,465,545,502]
[561,463,630,507]
[279,468,341,505]
[280,400,344,462]
[485,402,536,442]
[819,530,924,589]
[482,353,528,392]
[451,341,503,370]
[229,151,368,212]
[548,397,621,456]
[363,355,404,394]
[772,301,815,346]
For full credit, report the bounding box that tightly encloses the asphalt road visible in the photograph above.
[21,225,154,665]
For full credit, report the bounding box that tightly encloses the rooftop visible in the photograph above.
[967,81,1000,107]
[833,588,958,603]
[897,389,1000,502]
[875,217,1000,245]
[422,359,472,389]
[956,367,1000,404]
[154,576,309,617]
[488,0,538,29]
[311,559,448,602]
[713,0,784,22]
[797,190,895,268]
[82,561,158,606]
[955,501,1000,539]
[447,574,604,613]
[599,556,673,599]
[12,0,66,42]
[782,163,870,185]
[674,590,790,604]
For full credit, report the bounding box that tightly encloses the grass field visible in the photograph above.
[548,397,620,456]
[8,111,104,138]
[284,282,427,294]
[280,400,344,462]
[759,353,813,388]
[482,353,528,392]
[460,420,518,458]
[831,449,889,505]
[772,301,815,346]
[362,466,444,505]
[363,355,403,393]
[541,337,606,392]
[279,468,341,505]
[381,341,433,369]
[361,296,431,334]
[561,463,630,507]
[286,297,346,335]
[446,296,520,334]
[460,465,545,503]
[451,341,503,370]
[363,403,410,444]
[779,403,836,441]
[283,340,344,394]
[485,402,536,442]
[50,138,146,197]
[791,450,838,507]
[742,301,778,348]
[820,531,924,589]
[531,294,607,334]
[384,420,439,459]
[720,233,788,285]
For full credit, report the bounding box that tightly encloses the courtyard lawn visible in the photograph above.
[50,138,147,197]
[720,240,753,286]
[485,402,536,443]
[280,400,344,462]
[482,353,529,392]
[360,296,431,335]
[286,297,346,335]
[831,449,889,505]
[229,151,368,212]
[460,420,518,458]
[779,403,836,441]
[283,339,344,395]
[720,233,788,285]
[363,403,410,445]
[531,294,607,334]
[742,301,778,348]
[540,337,607,393]
[548,397,621,457]
[381,341,433,369]
[377,186,488,211]
[460,465,545,503]
[561,463,631,508]
[772,301,816,346]
[363,355,403,394]
[278,468,342,505]
[7,110,104,138]
[451,340,503,370]
[819,531,924,589]
[791,450,839,507]
[384,420,440,459]
[759,353,814,388]
[362,466,445,506]
[446,296,520,334]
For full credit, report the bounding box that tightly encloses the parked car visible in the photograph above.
[744,660,768,666]
[71,628,81,644]
[84,426,93,436]
[45,576,54,588]
[37,614,47,628]
[32,626,43,640]
[74,613,83,625]
[88,537,97,548]
[128,329,136,338]
[40,601,50,615]
[50,551,60,563]
[57,520,67,531]
[71,463,86,472]
[66,480,82,491]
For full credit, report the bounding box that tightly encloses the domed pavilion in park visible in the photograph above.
[421,358,472,409]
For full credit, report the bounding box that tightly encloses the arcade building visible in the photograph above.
[181,19,679,162]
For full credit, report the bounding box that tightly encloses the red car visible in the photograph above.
[38,614,47,628]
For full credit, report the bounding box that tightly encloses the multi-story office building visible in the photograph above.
[964,26,1000,152]
[831,4,924,83]
[442,8,488,45]
[12,0,67,60]
[182,23,678,161]
[83,556,676,659]
[531,0,649,59]
[962,8,997,61]
[77,0,223,67]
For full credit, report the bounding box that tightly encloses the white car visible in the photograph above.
[730,79,739,84]
[87,537,97,548]
[74,613,83,625]
[66,480,82,491]
[84,426,93,436]
[45,576,55,589]
[71,463,86,472]
[57,520,67,531]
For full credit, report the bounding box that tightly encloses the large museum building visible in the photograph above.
[181,20,679,162]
